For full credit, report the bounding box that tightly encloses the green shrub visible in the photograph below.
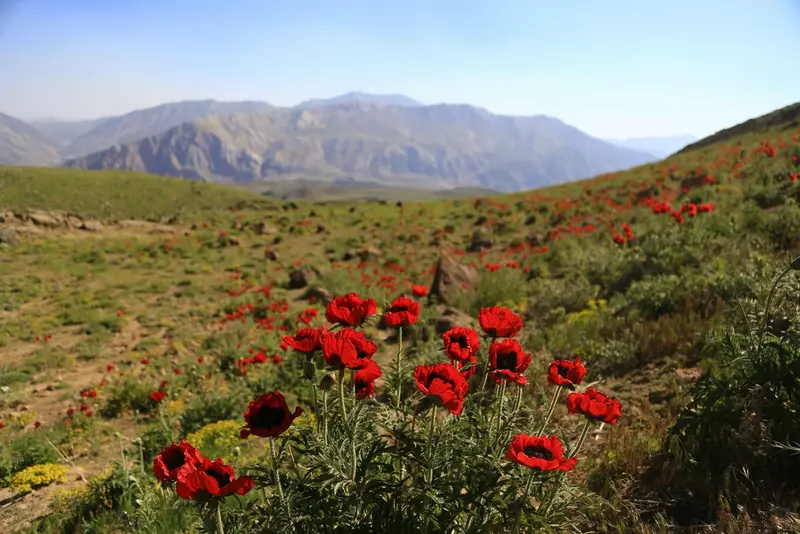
[650,262,800,523]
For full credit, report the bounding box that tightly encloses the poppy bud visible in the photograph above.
[791,256,800,271]
[319,373,336,391]
[303,360,315,380]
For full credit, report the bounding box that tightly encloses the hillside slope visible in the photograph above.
[678,101,800,154]
[0,166,269,220]
[64,103,655,192]
[0,113,60,166]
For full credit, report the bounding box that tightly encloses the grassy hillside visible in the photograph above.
[0,104,799,533]
[238,178,496,202]
[679,101,800,153]
[0,166,271,220]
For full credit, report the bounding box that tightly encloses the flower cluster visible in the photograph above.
[153,440,254,501]
[151,292,623,530]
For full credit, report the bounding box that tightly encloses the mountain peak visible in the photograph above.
[297,92,423,109]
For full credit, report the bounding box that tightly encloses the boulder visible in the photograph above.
[468,232,493,253]
[357,246,383,261]
[434,307,475,335]
[428,252,478,306]
[300,286,333,305]
[288,268,318,290]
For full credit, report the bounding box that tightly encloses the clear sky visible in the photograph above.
[0,0,798,139]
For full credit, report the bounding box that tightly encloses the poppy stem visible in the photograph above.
[321,390,329,446]
[569,419,592,458]
[350,369,357,410]
[311,382,321,433]
[269,437,291,520]
[537,386,562,435]
[512,384,523,416]
[215,502,225,534]
[479,336,496,395]
[493,381,507,445]
[337,369,348,422]
[395,327,404,410]
[511,470,535,533]
[422,406,437,534]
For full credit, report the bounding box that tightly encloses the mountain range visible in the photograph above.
[605,135,698,158]
[0,93,691,192]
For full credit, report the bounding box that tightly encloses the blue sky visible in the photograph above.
[0,0,797,139]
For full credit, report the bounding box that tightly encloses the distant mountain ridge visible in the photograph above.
[3,92,659,192]
[297,92,423,109]
[606,135,697,158]
[0,112,60,166]
[60,100,276,160]
[63,103,655,192]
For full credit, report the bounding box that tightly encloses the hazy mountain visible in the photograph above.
[61,100,275,160]
[297,92,423,109]
[606,135,697,158]
[0,112,60,166]
[31,117,111,148]
[64,102,654,193]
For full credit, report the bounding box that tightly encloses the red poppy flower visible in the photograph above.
[282,327,324,354]
[176,458,254,500]
[354,359,382,399]
[325,293,377,327]
[566,387,623,424]
[411,284,429,298]
[455,355,478,381]
[442,327,480,364]
[153,440,204,482]
[334,328,378,367]
[547,358,587,388]
[505,434,577,472]
[383,296,421,327]
[150,391,166,403]
[241,392,303,439]
[478,306,523,338]
[414,363,469,415]
[488,339,532,385]
[321,335,361,370]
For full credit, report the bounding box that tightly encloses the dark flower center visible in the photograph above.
[252,405,286,429]
[207,466,232,488]
[455,335,470,350]
[428,372,453,388]
[557,365,570,378]
[523,445,553,460]
[496,350,518,370]
[163,449,185,471]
